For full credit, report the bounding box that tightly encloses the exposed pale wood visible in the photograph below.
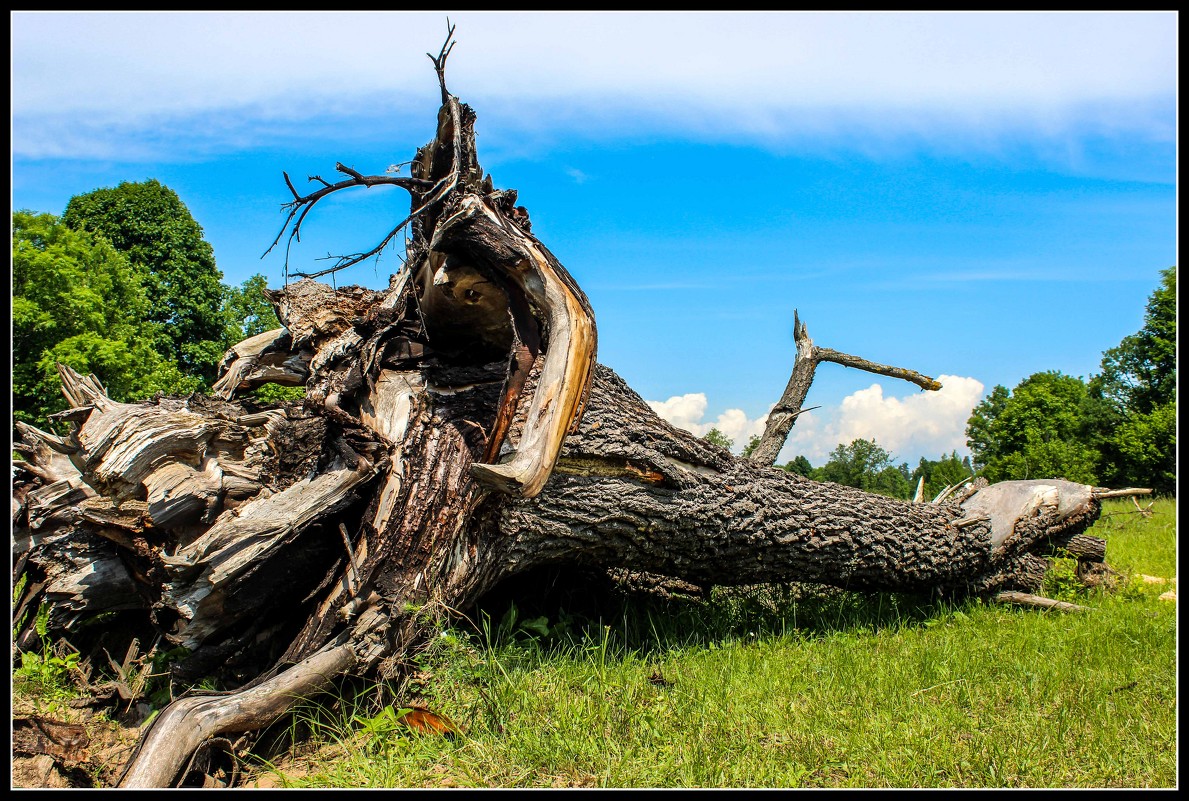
[118,640,359,788]
[56,363,116,412]
[211,328,309,400]
[161,455,379,650]
[30,530,146,629]
[23,479,95,531]
[994,591,1091,612]
[13,422,87,486]
[1091,487,1153,499]
[933,476,973,505]
[958,479,1092,554]
[432,195,597,498]
[143,458,225,529]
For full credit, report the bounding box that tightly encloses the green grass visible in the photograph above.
[249,498,1177,788]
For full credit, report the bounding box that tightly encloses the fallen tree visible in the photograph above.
[10,28,1149,788]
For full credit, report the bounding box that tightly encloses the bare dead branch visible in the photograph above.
[282,172,301,201]
[428,19,458,105]
[336,162,366,181]
[994,591,1091,612]
[933,476,974,505]
[748,309,941,467]
[269,86,467,282]
[262,170,435,281]
[1091,487,1153,499]
[263,173,432,257]
[816,347,943,392]
[118,639,359,787]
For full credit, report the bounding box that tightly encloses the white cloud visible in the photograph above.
[564,167,589,184]
[647,393,709,435]
[709,408,770,450]
[648,373,985,464]
[647,393,768,450]
[823,375,986,464]
[647,393,769,453]
[11,12,1175,160]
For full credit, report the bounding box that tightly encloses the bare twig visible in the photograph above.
[262,166,433,278]
[263,21,465,283]
[1099,496,1156,519]
[428,19,458,105]
[338,522,361,593]
[911,679,966,697]
[933,476,974,505]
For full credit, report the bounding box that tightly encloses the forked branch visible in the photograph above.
[428,20,458,106]
[262,164,433,280]
[749,309,942,467]
[264,22,464,282]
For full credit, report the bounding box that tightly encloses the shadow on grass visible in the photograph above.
[463,563,968,661]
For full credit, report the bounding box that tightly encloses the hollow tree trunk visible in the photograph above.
[11,34,1133,786]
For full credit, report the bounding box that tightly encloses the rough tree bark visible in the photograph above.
[10,28,1147,788]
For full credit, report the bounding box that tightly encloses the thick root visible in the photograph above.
[117,640,358,788]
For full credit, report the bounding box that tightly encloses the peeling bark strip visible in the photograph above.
[11,26,1148,787]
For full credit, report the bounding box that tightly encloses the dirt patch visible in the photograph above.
[11,700,148,788]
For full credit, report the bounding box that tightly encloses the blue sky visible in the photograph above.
[11,11,1177,467]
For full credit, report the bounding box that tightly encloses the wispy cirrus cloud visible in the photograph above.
[12,12,1175,161]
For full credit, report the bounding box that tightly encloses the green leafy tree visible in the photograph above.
[817,438,912,498]
[965,371,1099,485]
[62,180,227,386]
[910,451,975,501]
[703,428,733,451]
[782,455,815,477]
[1088,267,1176,494]
[870,464,914,500]
[965,385,1009,466]
[222,273,282,346]
[1094,267,1176,414]
[13,211,197,427]
[740,434,762,459]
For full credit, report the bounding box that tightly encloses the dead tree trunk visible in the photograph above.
[10,27,1144,787]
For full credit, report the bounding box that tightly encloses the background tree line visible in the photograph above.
[706,266,1175,498]
[964,267,1175,496]
[13,180,301,430]
[706,428,975,503]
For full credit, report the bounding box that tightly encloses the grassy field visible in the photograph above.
[246,497,1177,789]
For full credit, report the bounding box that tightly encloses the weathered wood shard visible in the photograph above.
[118,639,359,788]
[429,195,597,498]
[212,328,309,400]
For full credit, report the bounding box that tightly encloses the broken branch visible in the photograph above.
[749,310,941,467]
